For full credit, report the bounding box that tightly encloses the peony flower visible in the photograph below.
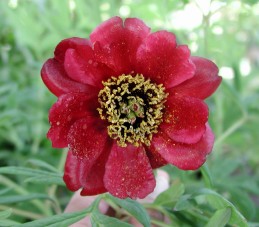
[41,16,222,199]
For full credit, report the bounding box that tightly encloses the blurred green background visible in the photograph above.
[0,0,259,225]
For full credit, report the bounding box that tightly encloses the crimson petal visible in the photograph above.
[63,151,91,191]
[54,37,91,63]
[172,56,222,99]
[64,140,111,193]
[90,16,150,75]
[90,16,123,45]
[135,31,195,88]
[64,48,112,88]
[160,95,208,144]
[80,140,113,196]
[151,124,214,170]
[47,93,98,148]
[67,117,108,159]
[104,143,155,199]
[145,145,168,169]
[41,59,95,97]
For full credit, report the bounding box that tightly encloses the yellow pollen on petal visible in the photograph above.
[97,74,168,147]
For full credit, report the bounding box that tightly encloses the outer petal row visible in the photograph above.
[42,17,152,96]
[42,18,220,99]
[64,143,156,199]
[63,123,214,198]
[59,92,213,198]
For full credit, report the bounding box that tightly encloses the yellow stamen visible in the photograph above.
[98,74,168,147]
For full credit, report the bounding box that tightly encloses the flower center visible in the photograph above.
[98,74,168,147]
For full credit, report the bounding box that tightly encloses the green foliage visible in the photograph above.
[106,194,150,227]
[0,209,20,226]
[16,208,90,227]
[154,180,185,206]
[205,207,231,227]
[0,0,259,226]
[90,212,132,227]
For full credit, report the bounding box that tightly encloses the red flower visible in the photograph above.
[41,17,221,199]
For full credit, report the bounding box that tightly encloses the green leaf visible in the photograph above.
[0,209,12,219]
[0,219,20,226]
[107,195,150,227]
[26,159,59,173]
[247,222,259,227]
[200,163,214,188]
[0,167,62,178]
[195,189,248,227]
[0,194,55,204]
[174,194,194,211]
[0,188,12,196]
[90,212,132,227]
[227,188,256,220]
[205,207,231,227]
[15,209,90,227]
[25,176,65,186]
[154,180,185,206]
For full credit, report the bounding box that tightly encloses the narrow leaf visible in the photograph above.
[247,222,259,227]
[200,163,213,188]
[0,188,12,196]
[25,176,65,186]
[0,167,61,178]
[0,219,20,226]
[27,159,59,173]
[195,188,248,227]
[228,187,256,220]
[0,194,55,204]
[107,195,150,227]
[205,207,231,227]
[174,194,194,211]
[47,214,86,227]
[154,181,185,206]
[91,212,132,227]
[0,209,12,219]
[15,209,90,227]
